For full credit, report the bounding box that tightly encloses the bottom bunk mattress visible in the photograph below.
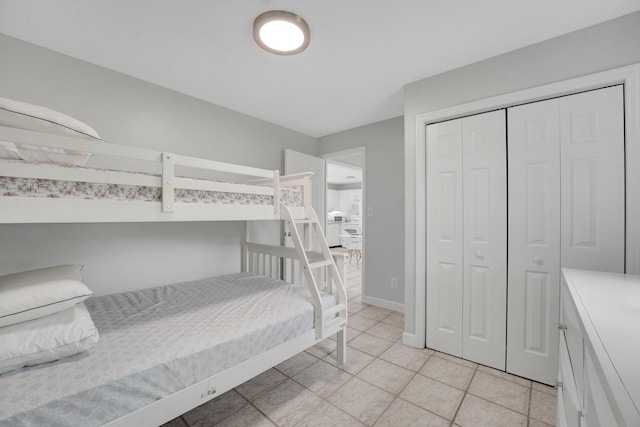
[0,272,335,426]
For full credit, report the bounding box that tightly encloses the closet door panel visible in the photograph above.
[560,86,625,274]
[426,119,463,356]
[462,111,507,369]
[507,99,561,385]
[523,271,550,352]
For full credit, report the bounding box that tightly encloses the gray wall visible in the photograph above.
[403,11,640,337]
[318,116,404,309]
[0,34,317,295]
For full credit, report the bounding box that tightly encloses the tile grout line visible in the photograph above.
[297,316,420,426]
[528,380,533,423]
[449,360,480,425]
[346,342,442,426]
[386,351,455,423]
[464,389,531,419]
[294,352,388,426]
[436,359,537,422]
[274,355,362,426]
[249,400,280,427]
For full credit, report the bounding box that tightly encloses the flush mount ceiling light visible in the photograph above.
[253,10,310,55]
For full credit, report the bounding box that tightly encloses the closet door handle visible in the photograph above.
[475,251,484,259]
[533,256,543,264]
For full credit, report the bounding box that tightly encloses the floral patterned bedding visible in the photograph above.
[0,165,303,207]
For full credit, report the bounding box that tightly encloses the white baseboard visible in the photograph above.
[361,295,404,313]
[402,332,424,348]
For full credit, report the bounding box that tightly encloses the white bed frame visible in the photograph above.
[0,125,348,426]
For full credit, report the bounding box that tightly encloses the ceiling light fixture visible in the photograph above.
[253,10,310,55]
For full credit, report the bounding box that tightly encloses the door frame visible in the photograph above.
[320,146,367,302]
[404,63,640,348]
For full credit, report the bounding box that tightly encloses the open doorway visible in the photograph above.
[321,148,365,302]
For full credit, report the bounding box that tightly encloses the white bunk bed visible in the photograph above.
[0,124,348,426]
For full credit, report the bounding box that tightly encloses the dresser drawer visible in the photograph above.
[561,281,584,394]
[583,348,622,427]
[558,334,582,427]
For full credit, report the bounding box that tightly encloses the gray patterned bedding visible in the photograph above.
[0,273,334,426]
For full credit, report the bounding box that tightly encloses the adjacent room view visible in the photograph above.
[1,2,639,427]
[326,155,364,290]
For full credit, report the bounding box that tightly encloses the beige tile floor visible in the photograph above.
[164,253,557,427]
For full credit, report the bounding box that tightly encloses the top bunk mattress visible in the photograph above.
[0,161,302,207]
[0,272,335,426]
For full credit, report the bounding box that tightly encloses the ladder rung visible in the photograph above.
[309,260,333,269]
[323,303,346,317]
[294,219,316,224]
[305,250,327,263]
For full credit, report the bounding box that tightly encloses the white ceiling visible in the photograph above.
[1,1,638,137]
[327,160,362,185]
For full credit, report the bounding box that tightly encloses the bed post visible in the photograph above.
[331,251,347,365]
[272,170,280,216]
[329,252,347,294]
[337,328,347,365]
[302,174,312,212]
[161,152,175,212]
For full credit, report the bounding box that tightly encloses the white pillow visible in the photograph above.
[0,97,101,140]
[0,302,99,375]
[0,96,101,166]
[0,265,94,328]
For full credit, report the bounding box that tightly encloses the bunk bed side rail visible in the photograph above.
[0,126,277,179]
[0,161,275,195]
[0,126,292,218]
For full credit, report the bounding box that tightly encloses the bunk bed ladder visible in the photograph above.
[281,205,348,342]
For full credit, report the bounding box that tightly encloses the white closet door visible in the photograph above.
[426,119,463,356]
[462,111,507,369]
[507,99,561,385]
[560,86,625,273]
[507,85,625,385]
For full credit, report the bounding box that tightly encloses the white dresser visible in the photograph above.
[558,269,640,427]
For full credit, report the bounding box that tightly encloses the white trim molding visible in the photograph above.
[362,295,404,313]
[321,147,375,311]
[319,146,366,162]
[404,63,640,349]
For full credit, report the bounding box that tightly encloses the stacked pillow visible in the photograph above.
[0,96,103,166]
[0,265,99,375]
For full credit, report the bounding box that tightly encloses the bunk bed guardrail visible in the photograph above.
[0,126,312,222]
[242,239,348,341]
